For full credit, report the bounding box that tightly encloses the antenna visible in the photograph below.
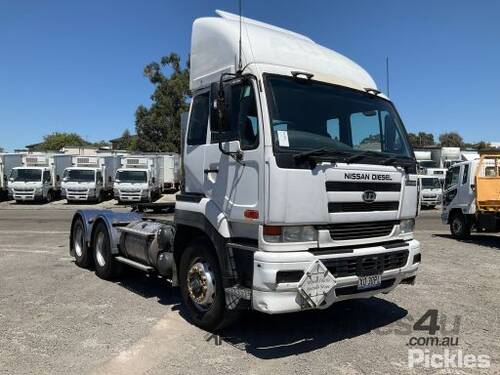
[238,0,243,73]
[386,56,390,96]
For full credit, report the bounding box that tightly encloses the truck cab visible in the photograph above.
[419,176,443,208]
[9,166,54,202]
[62,155,121,203]
[114,156,162,203]
[442,153,500,238]
[69,10,421,331]
[62,168,104,202]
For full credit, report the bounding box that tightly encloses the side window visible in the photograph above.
[211,82,260,150]
[43,171,51,183]
[350,111,382,152]
[444,166,460,190]
[187,92,209,146]
[462,164,469,185]
[96,171,102,184]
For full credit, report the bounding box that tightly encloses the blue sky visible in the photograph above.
[1,0,499,151]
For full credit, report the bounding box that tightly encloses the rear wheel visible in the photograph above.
[179,239,239,331]
[450,213,471,239]
[92,221,122,279]
[72,218,93,268]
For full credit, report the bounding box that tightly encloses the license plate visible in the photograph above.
[357,274,382,290]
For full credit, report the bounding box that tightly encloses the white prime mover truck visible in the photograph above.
[69,10,421,331]
[114,155,163,203]
[62,155,122,203]
[442,151,500,238]
[0,153,23,200]
[9,154,72,202]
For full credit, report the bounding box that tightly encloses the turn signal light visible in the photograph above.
[263,225,282,236]
[244,209,259,219]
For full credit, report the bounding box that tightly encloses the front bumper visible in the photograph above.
[251,239,420,314]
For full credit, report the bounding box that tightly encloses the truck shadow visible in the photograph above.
[114,270,408,359]
[219,298,407,359]
[433,233,499,250]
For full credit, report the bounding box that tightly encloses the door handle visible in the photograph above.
[204,169,219,174]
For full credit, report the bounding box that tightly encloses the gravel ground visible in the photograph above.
[0,205,498,374]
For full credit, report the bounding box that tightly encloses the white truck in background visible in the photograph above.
[114,155,163,203]
[442,151,500,238]
[440,147,462,169]
[161,153,181,191]
[9,154,72,203]
[419,175,442,209]
[0,153,23,200]
[414,150,437,174]
[68,10,421,331]
[62,155,122,203]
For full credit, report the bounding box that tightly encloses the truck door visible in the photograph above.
[443,165,461,210]
[203,79,262,229]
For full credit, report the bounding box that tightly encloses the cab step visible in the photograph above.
[115,256,155,273]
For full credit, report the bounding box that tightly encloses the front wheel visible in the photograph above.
[46,190,53,203]
[179,239,239,331]
[450,213,471,239]
[92,221,122,279]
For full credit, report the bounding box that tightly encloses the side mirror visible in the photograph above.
[56,175,60,182]
[152,177,156,184]
[108,176,112,183]
[210,82,230,133]
[63,177,69,182]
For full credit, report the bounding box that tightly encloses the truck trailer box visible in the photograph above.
[0,153,23,198]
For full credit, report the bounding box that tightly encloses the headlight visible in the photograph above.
[400,219,415,234]
[35,187,42,193]
[263,225,317,243]
[88,189,96,197]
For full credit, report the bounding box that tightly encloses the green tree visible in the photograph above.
[135,53,190,153]
[114,129,134,150]
[35,132,88,151]
[408,132,435,148]
[439,132,464,147]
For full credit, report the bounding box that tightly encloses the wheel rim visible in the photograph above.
[74,225,84,257]
[452,218,463,234]
[95,232,106,267]
[187,259,216,311]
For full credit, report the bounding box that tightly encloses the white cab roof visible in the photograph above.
[190,10,377,93]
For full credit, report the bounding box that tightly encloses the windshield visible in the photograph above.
[63,169,95,182]
[421,178,442,189]
[116,170,147,183]
[265,75,412,160]
[10,169,42,182]
[418,160,437,168]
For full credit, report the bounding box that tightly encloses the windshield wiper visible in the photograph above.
[294,148,352,160]
[381,155,415,166]
[345,150,382,163]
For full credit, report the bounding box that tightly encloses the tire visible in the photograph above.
[179,238,240,331]
[450,213,471,239]
[92,221,122,280]
[46,190,53,203]
[72,218,93,268]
